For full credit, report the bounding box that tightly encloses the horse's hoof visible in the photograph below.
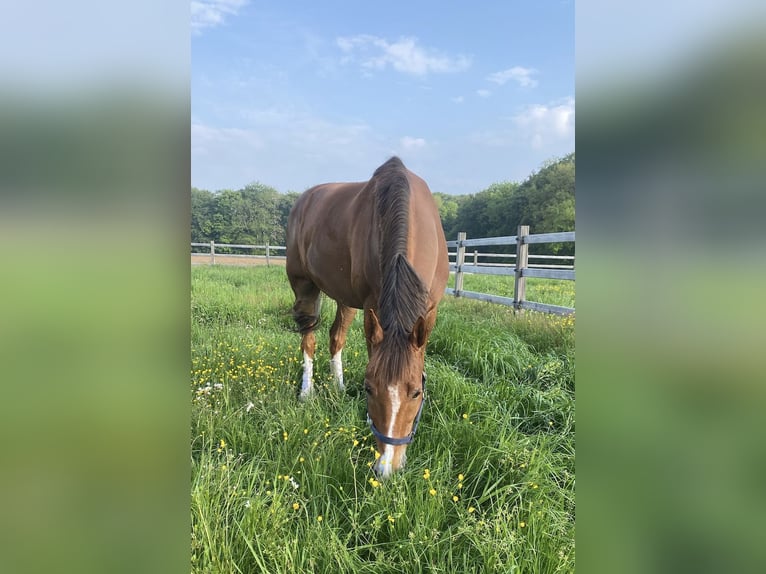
[298,389,313,402]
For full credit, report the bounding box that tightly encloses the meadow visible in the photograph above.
[191,265,575,573]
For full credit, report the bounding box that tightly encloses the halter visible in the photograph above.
[367,372,427,446]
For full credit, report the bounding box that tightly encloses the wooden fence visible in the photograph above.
[447,226,575,315]
[191,226,575,315]
[191,242,286,265]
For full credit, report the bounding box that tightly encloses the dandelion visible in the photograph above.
[519,521,526,528]
[387,515,395,523]
[283,431,289,441]
[429,488,437,496]
[353,440,359,447]
[317,515,323,522]
[292,503,300,511]
[423,468,431,480]
[369,478,381,488]
[458,474,464,481]
[452,495,459,502]
[468,507,476,513]
[462,413,469,420]
[299,457,305,463]
[303,428,309,434]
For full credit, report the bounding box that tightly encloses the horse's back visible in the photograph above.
[286,159,449,310]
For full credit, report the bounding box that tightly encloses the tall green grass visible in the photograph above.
[191,265,574,573]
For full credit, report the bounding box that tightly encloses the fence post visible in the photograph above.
[210,240,215,265]
[455,232,466,297]
[513,226,529,311]
[473,250,478,265]
[266,243,270,267]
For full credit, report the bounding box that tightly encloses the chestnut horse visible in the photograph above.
[286,157,449,478]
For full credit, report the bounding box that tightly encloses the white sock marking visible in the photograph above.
[299,352,313,399]
[330,350,345,391]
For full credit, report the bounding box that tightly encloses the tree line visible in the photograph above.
[192,153,574,254]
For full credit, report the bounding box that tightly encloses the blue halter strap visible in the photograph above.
[367,372,427,446]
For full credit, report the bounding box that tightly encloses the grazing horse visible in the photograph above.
[286,157,449,478]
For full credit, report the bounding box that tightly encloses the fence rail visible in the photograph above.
[445,227,575,315]
[191,241,286,265]
[191,227,575,315]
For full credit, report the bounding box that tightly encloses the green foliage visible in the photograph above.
[191,183,295,246]
[442,154,575,249]
[191,266,575,573]
[191,153,574,249]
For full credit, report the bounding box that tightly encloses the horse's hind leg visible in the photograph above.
[329,304,357,392]
[289,276,321,400]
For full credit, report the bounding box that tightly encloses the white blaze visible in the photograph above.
[374,386,401,478]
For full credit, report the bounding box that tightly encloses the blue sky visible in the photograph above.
[192,1,574,195]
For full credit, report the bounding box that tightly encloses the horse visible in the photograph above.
[285,156,449,479]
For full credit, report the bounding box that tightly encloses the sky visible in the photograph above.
[192,0,574,195]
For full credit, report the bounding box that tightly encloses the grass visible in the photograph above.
[191,265,575,573]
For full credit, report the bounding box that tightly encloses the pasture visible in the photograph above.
[191,265,575,573]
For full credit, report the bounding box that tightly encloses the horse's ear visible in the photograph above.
[410,316,428,349]
[366,308,384,347]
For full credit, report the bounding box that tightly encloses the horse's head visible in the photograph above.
[364,309,429,479]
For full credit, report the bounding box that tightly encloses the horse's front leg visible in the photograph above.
[299,330,316,400]
[329,304,357,392]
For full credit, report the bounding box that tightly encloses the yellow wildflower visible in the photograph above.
[317,515,323,522]
[458,474,464,481]
[429,488,437,496]
[292,503,300,511]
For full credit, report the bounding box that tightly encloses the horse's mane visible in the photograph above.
[373,157,429,380]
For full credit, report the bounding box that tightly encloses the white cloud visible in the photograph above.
[336,35,470,76]
[512,97,575,148]
[192,111,380,191]
[487,66,539,88]
[476,89,492,98]
[451,96,465,104]
[191,0,248,34]
[400,136,426,150]
[192,122,264,153]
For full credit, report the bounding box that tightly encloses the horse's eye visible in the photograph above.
[412,390,421,399]
[364,383,372,395]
